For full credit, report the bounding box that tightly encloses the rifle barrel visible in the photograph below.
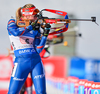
[69,19,92,21]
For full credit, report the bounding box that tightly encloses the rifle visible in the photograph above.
[17,9,98,33]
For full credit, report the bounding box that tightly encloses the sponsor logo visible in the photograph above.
[19,49,30,54]
[56,30,63,33]
[23,12,33,15]
[18,45,33,49]
[25,9,29,11]
[91,84,100,88]
[56,11,63,14]
[79,81,86,85]
[13,77,24,81]
[19,49,35,54]
[34,74,45,79]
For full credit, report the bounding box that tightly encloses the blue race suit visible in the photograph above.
[7,19,47,94]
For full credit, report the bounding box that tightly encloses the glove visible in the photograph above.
[43,23,51,37]
[31,22,40,30]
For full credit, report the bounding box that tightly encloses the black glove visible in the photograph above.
[31,22,40,30]
[43,23,51,37]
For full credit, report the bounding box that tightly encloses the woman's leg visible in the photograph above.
[8,58,31,94]
[31,61,46,94]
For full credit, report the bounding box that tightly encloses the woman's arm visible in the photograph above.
[35,24,51,54]
[7,19,33,36]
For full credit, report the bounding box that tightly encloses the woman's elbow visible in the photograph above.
[9,31,19,36]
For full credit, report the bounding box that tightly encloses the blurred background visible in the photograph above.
[0,0,100,93]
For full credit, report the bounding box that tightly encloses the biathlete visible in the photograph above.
[7,3,69,94]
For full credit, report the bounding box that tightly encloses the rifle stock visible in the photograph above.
[17,18,71,27]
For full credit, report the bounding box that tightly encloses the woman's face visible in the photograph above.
[22,15,37,22]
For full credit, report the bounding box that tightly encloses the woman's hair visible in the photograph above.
[16,7,22,20]
[16,4,36,20]
[23,4,35,8]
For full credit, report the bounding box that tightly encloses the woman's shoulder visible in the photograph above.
[8,19,16,25]
[7,18,17,28]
